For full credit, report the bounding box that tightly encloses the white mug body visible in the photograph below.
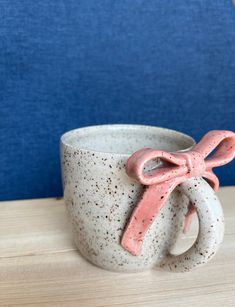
[60,125,224,272]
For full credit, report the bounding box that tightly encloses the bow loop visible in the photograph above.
[194,130,235,169]
[126,148,186,185]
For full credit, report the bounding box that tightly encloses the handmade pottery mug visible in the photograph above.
[60,125,235,272]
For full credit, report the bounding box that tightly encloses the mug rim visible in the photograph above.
[60,124,195,157]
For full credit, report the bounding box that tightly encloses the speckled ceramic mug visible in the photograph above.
[60,125,224,272]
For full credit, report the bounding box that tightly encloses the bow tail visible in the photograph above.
[121,178,181,256]
[203,171,219,192]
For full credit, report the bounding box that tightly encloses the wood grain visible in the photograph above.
[0,187,235,306]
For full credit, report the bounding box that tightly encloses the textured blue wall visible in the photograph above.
[1,1,235,201]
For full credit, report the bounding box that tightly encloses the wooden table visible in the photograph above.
[0,187,235,306]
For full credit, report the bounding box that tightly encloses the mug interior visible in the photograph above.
[61,125,195,155]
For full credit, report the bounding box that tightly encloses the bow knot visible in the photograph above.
[174,150,206,177]
[121,130,235,256]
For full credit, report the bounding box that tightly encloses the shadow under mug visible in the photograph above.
[60,125,224,272]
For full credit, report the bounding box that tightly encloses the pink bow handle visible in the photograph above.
[121,130,235,257]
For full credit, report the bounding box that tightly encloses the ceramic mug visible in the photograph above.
[60,125,234,272]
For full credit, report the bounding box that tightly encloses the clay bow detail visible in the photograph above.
[121,130,235,256]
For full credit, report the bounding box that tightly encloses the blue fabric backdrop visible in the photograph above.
[1,1,235,201]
